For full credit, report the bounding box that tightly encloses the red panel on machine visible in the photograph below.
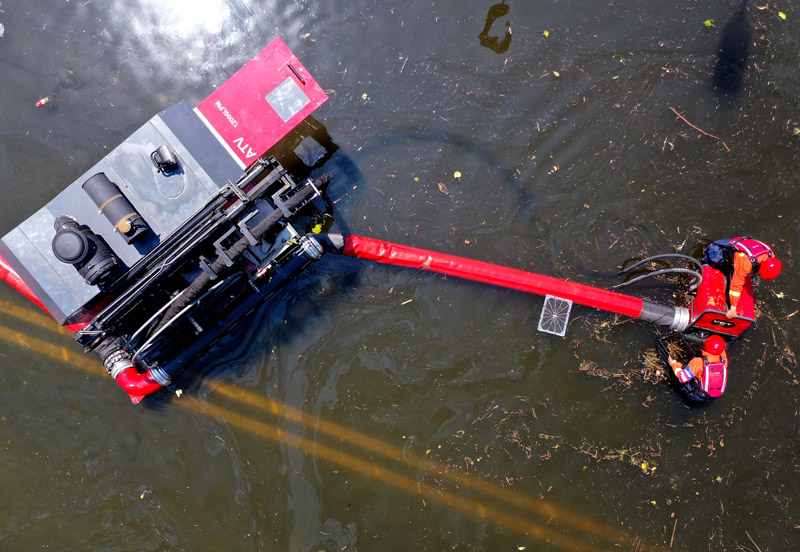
[196,37,328,168]
[689,266,754,337]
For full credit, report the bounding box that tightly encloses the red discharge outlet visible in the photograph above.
[340,234,646,319]
[115,368,163,404]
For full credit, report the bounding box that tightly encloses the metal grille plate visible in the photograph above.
[538,295,573,337]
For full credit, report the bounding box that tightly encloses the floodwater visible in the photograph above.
[1,1,799,550]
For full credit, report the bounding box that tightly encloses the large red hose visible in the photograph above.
[341,235,646,318]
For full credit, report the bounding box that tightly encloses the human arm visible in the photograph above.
[727,253,752,318]
[668,356,703,383]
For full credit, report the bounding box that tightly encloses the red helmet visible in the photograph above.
[704,335,726,355]
[759,257,782,280]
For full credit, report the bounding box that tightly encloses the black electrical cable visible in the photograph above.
[612,268,703,291]
[618,253,702,275]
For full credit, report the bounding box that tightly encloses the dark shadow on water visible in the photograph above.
[142,124,526,403]
[478,1,512,54]
[140,135,366,408]
[712,1,751,98]
[140,119,540,406]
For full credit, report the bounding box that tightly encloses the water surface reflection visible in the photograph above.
[1,0,799,550]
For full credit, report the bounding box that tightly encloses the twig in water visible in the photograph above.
[745,531,763,552]
[669,106,721,140]
[669,518,677,549]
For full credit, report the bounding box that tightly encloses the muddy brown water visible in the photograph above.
[1,1,799,550]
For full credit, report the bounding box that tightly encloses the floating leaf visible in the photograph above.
[175,389,183,397]
[704,19,714,27]
[716,476,723,482]
[453,170,462,178]
[414,176,419,182]
[779,11,786,19]
[553,70,561,77]
[361,92,368,100]
[775,291,785,298]
[437,182,449,194]
[793,127,800,135]
[543,30,549,37]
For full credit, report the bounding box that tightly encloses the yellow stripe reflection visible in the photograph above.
[182,398,608,552]
[0,299,73,337]
[210,383,629,546]
[0,301,657,550]
[0,323,103,376]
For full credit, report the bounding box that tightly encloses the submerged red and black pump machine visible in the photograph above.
[0,39,757,403]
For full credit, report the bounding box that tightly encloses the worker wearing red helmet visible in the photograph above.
[668,335,728,401]
[701,237,781,318]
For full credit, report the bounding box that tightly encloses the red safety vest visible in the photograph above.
[701,355,727,397]
[730,237,773,273]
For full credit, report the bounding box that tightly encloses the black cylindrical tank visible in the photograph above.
[82,173,151,244]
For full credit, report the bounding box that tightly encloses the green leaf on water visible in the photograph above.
[704,19,714,27]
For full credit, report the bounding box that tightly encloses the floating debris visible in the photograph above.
[35,96,52,107]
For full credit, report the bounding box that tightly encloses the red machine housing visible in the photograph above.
[687,265,755,338]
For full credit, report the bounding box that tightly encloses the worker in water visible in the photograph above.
[701,237,781,318]
[668,335,728,401]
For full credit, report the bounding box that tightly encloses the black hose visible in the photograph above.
[612,268,703,291]
[618,253,702,275]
